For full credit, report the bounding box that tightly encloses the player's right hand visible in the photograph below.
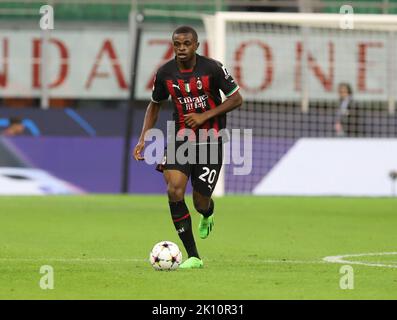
[133,141,145,161]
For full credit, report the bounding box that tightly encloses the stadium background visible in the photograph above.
[1,0,397,300]
[0,0,396,196]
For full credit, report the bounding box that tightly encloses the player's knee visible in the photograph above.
[167,184,185,201]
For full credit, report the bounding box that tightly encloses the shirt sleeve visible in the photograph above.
[214,61,240,98]
[151,71,169,103]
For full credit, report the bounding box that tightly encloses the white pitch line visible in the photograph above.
[0,257,324,265]
[0,258,146,263]
[323,252,397,269]
[255,259,326,265]
[4,255,396,268]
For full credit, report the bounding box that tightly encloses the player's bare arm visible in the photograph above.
[133,101,162,161]
[183,91,243,129]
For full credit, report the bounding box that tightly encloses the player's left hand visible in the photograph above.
[183,113,208,129]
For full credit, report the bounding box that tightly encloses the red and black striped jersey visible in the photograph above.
[151,54,239,141]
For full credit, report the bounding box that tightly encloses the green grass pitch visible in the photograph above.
[1,195,397,299]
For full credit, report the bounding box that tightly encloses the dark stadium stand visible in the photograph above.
[322,0,397,14]
[0,1,224,22]
[0,107,172,136]
[2,0,397,22]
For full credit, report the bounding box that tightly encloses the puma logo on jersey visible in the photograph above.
[173,83,191,93]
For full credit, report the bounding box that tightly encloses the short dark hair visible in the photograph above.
[338,82,353,95]
[172,25,198,42]
[9,116,22,125]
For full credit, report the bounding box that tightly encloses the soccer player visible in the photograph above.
[1,117,25,136]
[133,26,243,269]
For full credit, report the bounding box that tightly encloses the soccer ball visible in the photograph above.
[149,241,182,271]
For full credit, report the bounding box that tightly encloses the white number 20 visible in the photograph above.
[199,167,217,184]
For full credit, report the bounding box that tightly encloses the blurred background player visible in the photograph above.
[133,26,242,269]
[334,83,359,137]
[1,117,25,136]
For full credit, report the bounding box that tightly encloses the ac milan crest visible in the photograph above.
[196,79,203,90]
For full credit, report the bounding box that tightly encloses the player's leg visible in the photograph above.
[193,190,215,239]
[193,190,214,215]
[191,143,222,239]
[164,169,202,268]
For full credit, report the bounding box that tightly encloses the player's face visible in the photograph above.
[172,33,199,63]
